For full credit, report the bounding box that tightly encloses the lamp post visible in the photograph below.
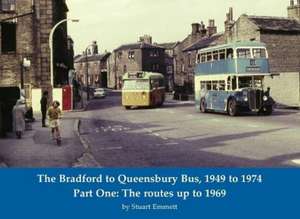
[85,42,97,101]
[49,18,79,87]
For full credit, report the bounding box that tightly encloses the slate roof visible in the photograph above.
[157,42,180,49]
[74,52,111,63]
[183,33,224,52]
[247,16,300,33]
[114,42,164,51]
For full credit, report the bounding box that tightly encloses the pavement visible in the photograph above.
[0,114,85,168]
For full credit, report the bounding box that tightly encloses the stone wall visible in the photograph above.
[265,72,300,107]
[230,15,261,42]
[0,0,69,93]
[114,48,143,89]
[0,0,35,87]
[261,33,300,73]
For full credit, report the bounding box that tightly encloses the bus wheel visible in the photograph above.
[125,106,131,110]
[200,98,206,113]
[228,99,238,116]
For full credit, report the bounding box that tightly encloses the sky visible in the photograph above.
[66,0,289,55]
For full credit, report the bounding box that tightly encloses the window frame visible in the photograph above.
[1,21,17,53]
[0,0,16,12]
[128,50,135,60]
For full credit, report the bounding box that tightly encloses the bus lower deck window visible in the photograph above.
[212,81,218,90]
[207,82,212,90]
[218,81,226,91]
[201,81,206,90]
[232,76,237,90]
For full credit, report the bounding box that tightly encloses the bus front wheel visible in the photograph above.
[200,98,206,113]
[125,106,131,110]
[228,99,238,116]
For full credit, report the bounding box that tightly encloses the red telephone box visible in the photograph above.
[62,85,73,111]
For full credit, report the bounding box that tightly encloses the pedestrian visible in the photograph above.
[12,99,26,139]
[47,101,62,145]
[40,91,48,127]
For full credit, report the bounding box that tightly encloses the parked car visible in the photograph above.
[93,88,107,99]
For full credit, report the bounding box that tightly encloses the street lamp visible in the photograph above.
[85,41,97,101]
[49,18,79,87]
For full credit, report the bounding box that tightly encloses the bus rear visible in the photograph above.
[122,72,165,109]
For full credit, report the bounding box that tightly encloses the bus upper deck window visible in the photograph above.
[237,48,251,58]
[219,50,225,60]
[207,52,212,62]
[197,54,201,63]
[226,48,233,59]
[201,53,206,63]
[253,48,267,58]
[213,51,219,61]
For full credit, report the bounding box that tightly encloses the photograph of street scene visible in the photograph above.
[0,0,299,168]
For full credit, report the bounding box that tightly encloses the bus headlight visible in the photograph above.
[244,97,248,102]
[263,96,268,101]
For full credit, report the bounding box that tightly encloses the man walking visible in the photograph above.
[40,91,48,127]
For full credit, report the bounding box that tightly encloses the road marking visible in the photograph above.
[155,142,179,146]
[165,142,179,145]
[99,147,123,151]
[247,124,259,128]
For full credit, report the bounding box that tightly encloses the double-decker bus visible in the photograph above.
[194,41,275,116]
[122,71,165,109]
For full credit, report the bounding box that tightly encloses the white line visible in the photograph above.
[99,147,123,151]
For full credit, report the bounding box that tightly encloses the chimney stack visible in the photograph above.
[207,19,217,36]
[199,21,207,36]
[91,41,98,55]
[288,0,300,20]
[191,23,200,35]
[139,35,152,44]
[291,0,294,6]
[224,7,235,43]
